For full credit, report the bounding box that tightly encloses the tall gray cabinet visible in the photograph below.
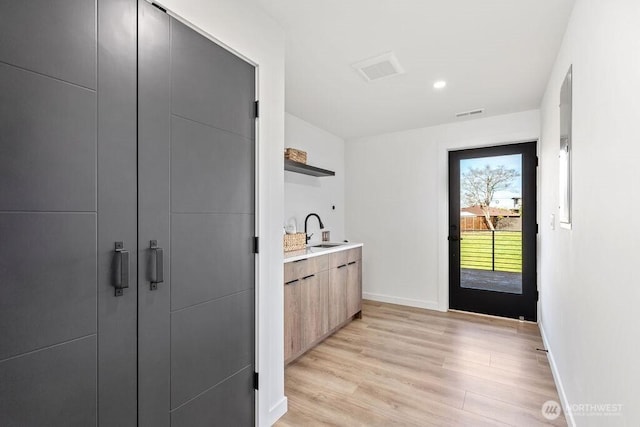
[0,1,256,425]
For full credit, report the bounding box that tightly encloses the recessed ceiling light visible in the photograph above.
[433,80,447,89]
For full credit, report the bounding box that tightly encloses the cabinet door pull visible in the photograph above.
[301,274,315,280]
[337,264,347,269]
[112,241,130,297]
[285,279,299,285]
[293,259,307,263]
[149,240,164,290]
[347,261,357,265]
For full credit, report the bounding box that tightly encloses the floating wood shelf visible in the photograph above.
[284,159,335,177]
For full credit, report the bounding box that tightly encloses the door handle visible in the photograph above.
[150,240,164,290]
[113,241,130,297]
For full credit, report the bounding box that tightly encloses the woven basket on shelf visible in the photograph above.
[284,148,307,164]
[283,233,306,252]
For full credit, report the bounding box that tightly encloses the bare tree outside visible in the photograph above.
[461,165,520,231]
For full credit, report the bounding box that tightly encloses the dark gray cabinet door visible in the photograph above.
[2,2,253,424]
[0,1,138,426]
[138,2,256,426]
[97,1,139,425]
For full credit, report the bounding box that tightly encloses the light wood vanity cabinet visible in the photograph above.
[328,247,362,329]
[285,272,329,361]
[328,263,348,330]
[283,278,302,362]
[346,247,362,318]
[284,255,330,363]
[284,246,362,364]
[346,259,362,318]
[301,270,329,347]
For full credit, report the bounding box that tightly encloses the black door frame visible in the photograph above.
[448,141,537,321]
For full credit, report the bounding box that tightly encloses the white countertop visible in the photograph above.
[283,242,363,263]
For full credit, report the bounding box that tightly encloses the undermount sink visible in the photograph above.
[311,243,344,248]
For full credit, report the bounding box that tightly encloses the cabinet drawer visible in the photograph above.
[284,259,309,282]
[311,254,329,273]
[328,250,348,269]
[284,254,328,282]
[283,262,298,283]
[347,247,362,263]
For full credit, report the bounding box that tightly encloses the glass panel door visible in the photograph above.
[449,143,537,321]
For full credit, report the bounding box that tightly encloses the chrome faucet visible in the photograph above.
[304,213,325,244]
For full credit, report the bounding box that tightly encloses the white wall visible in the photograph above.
[284,113,345,244]
[345,110,540,310]
[158,0,286,424]
[538,0,640,425]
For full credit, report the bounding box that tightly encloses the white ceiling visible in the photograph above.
[256,0,576,139]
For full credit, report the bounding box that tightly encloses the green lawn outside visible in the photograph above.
[460,231,522,273]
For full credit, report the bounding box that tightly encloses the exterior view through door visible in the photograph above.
[449,142,537,321]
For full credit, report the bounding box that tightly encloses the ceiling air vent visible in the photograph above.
[455,108,485,118]
[352,52,405,82]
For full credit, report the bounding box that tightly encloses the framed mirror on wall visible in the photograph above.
[559,65,572,229]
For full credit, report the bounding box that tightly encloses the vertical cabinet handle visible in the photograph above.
[113,241,130,297]
[150,240,164,290]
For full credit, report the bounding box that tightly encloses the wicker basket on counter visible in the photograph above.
[284,148,307,164]
[283,233,306,252]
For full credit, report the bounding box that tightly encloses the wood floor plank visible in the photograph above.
[490,353,553,376]
[442,357,558,395]
[311,337,561,415]
[276,300,567,426]
[306,349,467,410]
[463,391,567,426]
[337,323,492,365]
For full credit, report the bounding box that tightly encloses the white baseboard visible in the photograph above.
[539,322,575,427]
[266,396,288,426]
[363,292,440,311]
[448,309,537,324]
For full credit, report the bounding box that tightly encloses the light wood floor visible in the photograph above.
[276,300,566,427]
